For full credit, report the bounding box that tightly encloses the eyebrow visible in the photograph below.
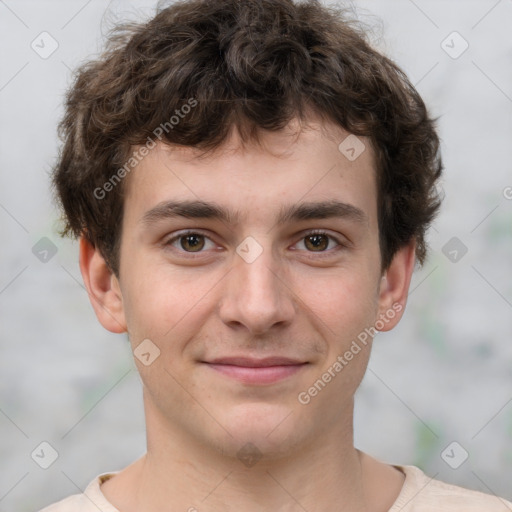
[141,199,368,227]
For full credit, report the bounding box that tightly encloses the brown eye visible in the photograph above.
[165,231,215,254]
[179,233,205,252]
[295,231,342,253]
[304,233,330,251]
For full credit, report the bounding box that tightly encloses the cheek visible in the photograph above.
[299,266,379,338]
[306,275,377,399]
[121,262,220,346]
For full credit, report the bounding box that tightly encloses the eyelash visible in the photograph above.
[164,229,345,258]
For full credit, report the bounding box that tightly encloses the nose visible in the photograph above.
[217,240,296,335]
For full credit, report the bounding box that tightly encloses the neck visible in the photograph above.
[101,394,402,512]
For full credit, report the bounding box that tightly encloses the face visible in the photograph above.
[83,118,414,461]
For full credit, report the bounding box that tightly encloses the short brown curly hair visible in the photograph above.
[52,0,443,277]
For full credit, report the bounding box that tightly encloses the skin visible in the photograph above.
[80,117,416,512]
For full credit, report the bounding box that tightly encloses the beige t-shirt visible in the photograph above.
[39,464,512,511]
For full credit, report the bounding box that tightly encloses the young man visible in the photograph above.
[41,0,512,510]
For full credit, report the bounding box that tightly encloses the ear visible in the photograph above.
[375,239,416,332]
[79,236,127,334]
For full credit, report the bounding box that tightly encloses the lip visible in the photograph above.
[202,357,308,385]
[207,356,305,367]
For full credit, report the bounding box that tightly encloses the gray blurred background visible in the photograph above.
[0,0,511,510]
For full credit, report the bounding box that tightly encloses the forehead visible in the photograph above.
[122,119,377,229]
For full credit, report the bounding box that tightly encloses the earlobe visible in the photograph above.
[376,239,417,332]
[79,236,127,334]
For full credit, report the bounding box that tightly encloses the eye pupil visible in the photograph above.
[181,234,205,252]
[305,234,328,251]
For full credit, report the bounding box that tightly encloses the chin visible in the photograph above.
[212,402,308,459]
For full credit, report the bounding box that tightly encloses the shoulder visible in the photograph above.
[38,493,90,512]
[390,465,512,512]
[37,473,119,512]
